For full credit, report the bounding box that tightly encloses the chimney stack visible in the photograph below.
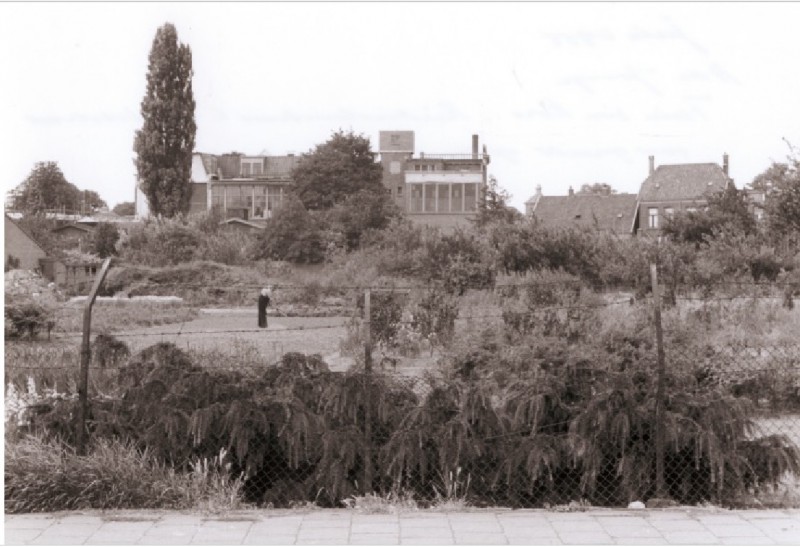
[723,153,729,176]
[568,186,574,197]
[649,155,655,175]
[472,134,479,159]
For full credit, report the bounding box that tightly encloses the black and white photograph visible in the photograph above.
[3,2,800,545]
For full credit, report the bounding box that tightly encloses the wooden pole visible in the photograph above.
[363,289,373,494]
[76,257,112,456]
[650,262,667,499]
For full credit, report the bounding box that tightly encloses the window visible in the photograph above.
[686,207,697,213]
[424,183,436,212]
[251,163,263,176]
[390,161,401,174]
[451,184,463,212]
[648,207,659,229]
[464,183,477,211]
[664,207,674,218]
[241,163,251,177]
[415,165,421,171]
[396,186,403,196]
[438,184,449,212]
[410,184,423,212]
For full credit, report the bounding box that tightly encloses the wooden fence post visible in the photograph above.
[650,262,667,499]
[363,289,373,494]
[76,257,112,456]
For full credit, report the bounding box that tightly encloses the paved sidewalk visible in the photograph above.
[4,508,800,545]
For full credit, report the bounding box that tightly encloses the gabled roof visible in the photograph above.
[219,218,266,230]
[530,193,638,234]
[52,222,94,234]
[5,213,47,255]
[638,163,730,203]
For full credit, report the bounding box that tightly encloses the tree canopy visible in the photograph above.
[291,130,384,210]
[756,154,800,240]
[662,184,756,245]
[133,22,196,218]
[112,202,136,216]
[474,175,521,227]
[11,162,106,215]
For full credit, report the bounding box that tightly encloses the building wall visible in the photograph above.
[637,199,708,235]
[4,216,47,271]
[379,131,415,207]
[189,183,208,214]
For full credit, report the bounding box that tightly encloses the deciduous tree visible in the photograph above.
[133,23,196,218]
[291,130,383,210]
[12,162,80,214]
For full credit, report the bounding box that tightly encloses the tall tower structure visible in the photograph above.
[378,131,415,208]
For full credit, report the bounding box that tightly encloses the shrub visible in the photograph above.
[92,222,120,258]
[4,301,49,340]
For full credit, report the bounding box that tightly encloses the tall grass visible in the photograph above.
[4,435,247,513]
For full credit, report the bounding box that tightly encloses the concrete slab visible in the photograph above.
[556,531,615,544]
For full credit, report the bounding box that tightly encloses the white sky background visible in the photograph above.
[2,2,800,212]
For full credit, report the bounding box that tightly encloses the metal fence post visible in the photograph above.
[76,257,112,456]
[363,289,373,494]
[650,262,667,499]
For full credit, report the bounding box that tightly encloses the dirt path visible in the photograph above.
[119,308,351,368]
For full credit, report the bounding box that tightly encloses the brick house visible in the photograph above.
[135,152,300,221]
[4,214,47,271]
[632,154,733,235]
[378,131,490,230]
[526,185,638,238]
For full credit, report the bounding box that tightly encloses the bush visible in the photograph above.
[4,301,49,339]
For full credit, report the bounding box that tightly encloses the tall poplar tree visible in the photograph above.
[134,23,196,218]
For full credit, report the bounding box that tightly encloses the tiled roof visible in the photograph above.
[638,163,730,202]
[530,193,638,234]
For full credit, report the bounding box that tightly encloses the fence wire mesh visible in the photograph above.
[5,277,800,509]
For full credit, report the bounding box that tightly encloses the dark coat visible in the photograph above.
[258,294,270,328]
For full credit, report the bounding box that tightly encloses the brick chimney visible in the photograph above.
[649,155,655,175]
[472,135,479,159]
[723,153,729,176]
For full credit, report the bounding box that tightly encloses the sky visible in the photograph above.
[2,2,800,213]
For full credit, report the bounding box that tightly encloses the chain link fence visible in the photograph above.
[5,277,800,509]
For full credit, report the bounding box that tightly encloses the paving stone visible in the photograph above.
[296,528,351,541]
[400,516,451,524]
[400,539,455,546]
[137,536,199,545]
[299,518,351,529]
[28,536,86,546]
[556,531,615,544]
[720,538,777,545]
[614,539,672,545]
[601,525,665,539]
[595,515,652,526]
[498,526,559,539]
[247,522,302,536]
[703,524,773,538]
[349,534,399,544]
[650,519,712,532]
[452,533,509,545]
[142,524,196,537]
[294,539,348,545]
[507,538,561,545]
[350,522,398,534]
[549,519,606,532]
[242,534,298,545]
[663,531,722,544]
[4,517,55,530]
[3,528,43,542]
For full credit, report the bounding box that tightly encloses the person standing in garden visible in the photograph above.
[258,287,271,328]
